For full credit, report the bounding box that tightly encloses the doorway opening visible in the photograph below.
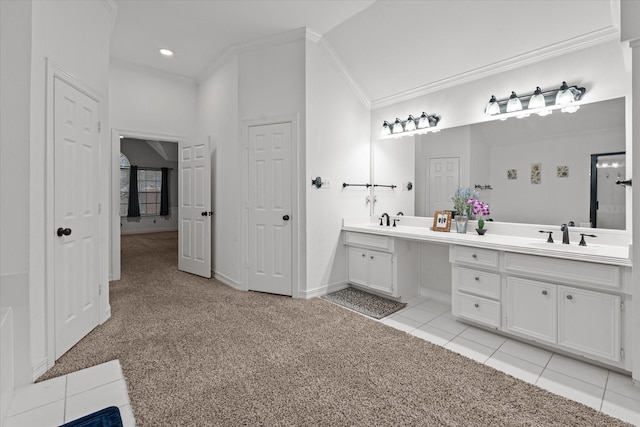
[589,151,626,229]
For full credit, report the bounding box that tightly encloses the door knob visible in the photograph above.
[57,227,72,237]
[283,215,290,221]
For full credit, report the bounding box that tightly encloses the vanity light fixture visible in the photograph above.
[380,112,441,139]
[484,81,586,119]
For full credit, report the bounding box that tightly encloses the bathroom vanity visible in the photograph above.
[342,216,633,372]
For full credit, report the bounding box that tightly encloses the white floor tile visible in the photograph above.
[485,351,544,385]
[8,376,66,417]
[458,326,507,350]
[425,313,469,336]
[380,314,423,333]
[444,336,496,364]
[67,360,124,397]
[496,339,553,368]
[606,371,640,402]
[410,324,456,346]
[4,399,64,427]
[536,369,605,411]
[119,404,137,427]
[405,296,430,307]
[545,353,609,389]
[601,389,640,426]
[65,379,131,422]
[416,299,451,315]
[396,306,440,324]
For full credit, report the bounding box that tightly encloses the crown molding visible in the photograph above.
[371,26,620,110]
[314,35,371,110]
[197,27,309,83]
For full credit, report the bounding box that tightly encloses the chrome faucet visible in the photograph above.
[381,212,390,226]
[560,223,570,244]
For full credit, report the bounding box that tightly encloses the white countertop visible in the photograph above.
[342,219,631,267]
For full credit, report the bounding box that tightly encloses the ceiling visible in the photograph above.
[110,0,620,105]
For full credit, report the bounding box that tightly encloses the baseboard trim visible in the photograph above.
[301,281,348,299]
[120,227,178,236]
[32,357,48,381]
[214,271,244,291]
[420,288,451,305]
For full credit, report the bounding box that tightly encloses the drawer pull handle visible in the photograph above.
[472,254,478,259]
[362,253,366,257]
[370,256,374,259]
[566,295,573,300]
[474,277,480,281]
[542,290,548,295]
[474,303,479,308]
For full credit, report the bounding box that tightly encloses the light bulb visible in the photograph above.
[528,87,546,109]
[392,118,403,134]
[405,115,416,132]
[381,121,391,137]
[484,96,500,115]
[417,112,431,129]
[506,92,522,112]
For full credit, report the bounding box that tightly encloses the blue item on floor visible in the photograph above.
[59,406,123,427]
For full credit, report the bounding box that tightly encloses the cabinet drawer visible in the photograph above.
[505,253,620,289]
[454,292,500,328]
[451,246,499,269]
[345,231,394,252]
[456,267,500,299]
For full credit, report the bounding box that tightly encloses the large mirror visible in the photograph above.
[373,97,626,229]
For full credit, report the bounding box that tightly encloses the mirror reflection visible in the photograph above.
[373,97,626,229]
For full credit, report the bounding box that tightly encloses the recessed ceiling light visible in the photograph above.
[159,48,174,57]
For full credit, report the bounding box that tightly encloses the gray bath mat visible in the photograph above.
[322,287,406,319]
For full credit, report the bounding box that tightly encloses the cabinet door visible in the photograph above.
[558,286,621,362]
[505,277,557,344]
[348,247,369,286]
[367,250,394,294]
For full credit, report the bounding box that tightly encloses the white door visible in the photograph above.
[178,138,211,278]
[248,123,292,296]
[54,77,101,358]
[428,157,460,213]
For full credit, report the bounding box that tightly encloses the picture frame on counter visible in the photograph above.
[432,211,452,232]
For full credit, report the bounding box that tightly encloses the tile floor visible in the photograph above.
[381,295,640,426]
[4,360,135,427]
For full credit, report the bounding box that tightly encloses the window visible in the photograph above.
[120,153,130,216]
[120,153,163,216]
[137,170,162,215]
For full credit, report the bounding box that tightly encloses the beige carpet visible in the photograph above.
[40,231,630,426]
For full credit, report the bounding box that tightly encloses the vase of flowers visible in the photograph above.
[451,187,476,233]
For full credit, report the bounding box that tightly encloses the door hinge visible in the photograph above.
[98,203,102,214]
[98,121,101,133]
[620,348,625,359]
[620,302,624,311]
[98,284,102,296]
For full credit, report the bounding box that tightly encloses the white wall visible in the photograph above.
[0,0,32,391]
[120,139,179,234]
[110,59,197,138]
[28,0,113,381]
[197,58,240,286]
[305,39,371,295]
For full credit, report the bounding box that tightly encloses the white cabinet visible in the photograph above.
[347,247,393,294]
[344,231,419,301]
[558,286,621,362]
[505,277,557,344]
[450,245,627,369]
[451,247,501,329]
